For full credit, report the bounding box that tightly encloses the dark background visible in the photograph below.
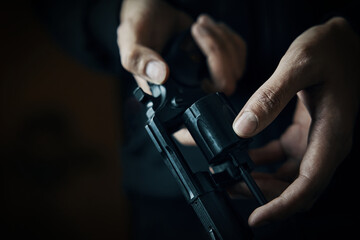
[1,1,129,239]
[1,1,360,239]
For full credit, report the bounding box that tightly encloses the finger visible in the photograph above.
[217,22,247,78]
[119,43,169,84]
[173,128,196,146]
[248,113,352,227]
[232,49,310,138]
[248,173,316,227]
[191,15,238,95]
[197,15,245,57]
[248,140,285,165]
[134,75,152,95]
[117,23,169,84]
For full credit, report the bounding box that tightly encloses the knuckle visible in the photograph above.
[296,174,318,212]
[285,44,314,73]
[329,16,348,26]
[197,14,210,24]
[198,27,227,55]
[255,87,283,114]
[206,40,223,55]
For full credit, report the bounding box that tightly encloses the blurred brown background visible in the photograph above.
[1,1,129,239]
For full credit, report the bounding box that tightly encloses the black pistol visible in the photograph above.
[133,30,267,240]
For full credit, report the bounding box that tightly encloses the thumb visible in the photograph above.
[117,22,169,84]
[119,43,169,84]
[233,62,303,138]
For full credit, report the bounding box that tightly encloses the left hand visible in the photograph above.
[231,17,360,227]
[118,0,192,92]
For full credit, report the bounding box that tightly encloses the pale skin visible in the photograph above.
[117,0,360,228]
[117,0,246,95]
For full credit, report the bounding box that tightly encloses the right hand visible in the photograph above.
[117,0,247,96]
[117,0,192,93]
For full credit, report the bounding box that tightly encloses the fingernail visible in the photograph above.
[145,61,166,83]
[233,111,258,136]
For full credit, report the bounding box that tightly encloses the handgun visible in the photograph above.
[133,30,267,240]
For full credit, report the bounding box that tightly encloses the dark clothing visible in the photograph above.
[34,0,360,239]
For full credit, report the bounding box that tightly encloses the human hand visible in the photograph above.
[117,0,192,93]
[117,0,246,95]
[191,15,246,95]
[232,17,360,226]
